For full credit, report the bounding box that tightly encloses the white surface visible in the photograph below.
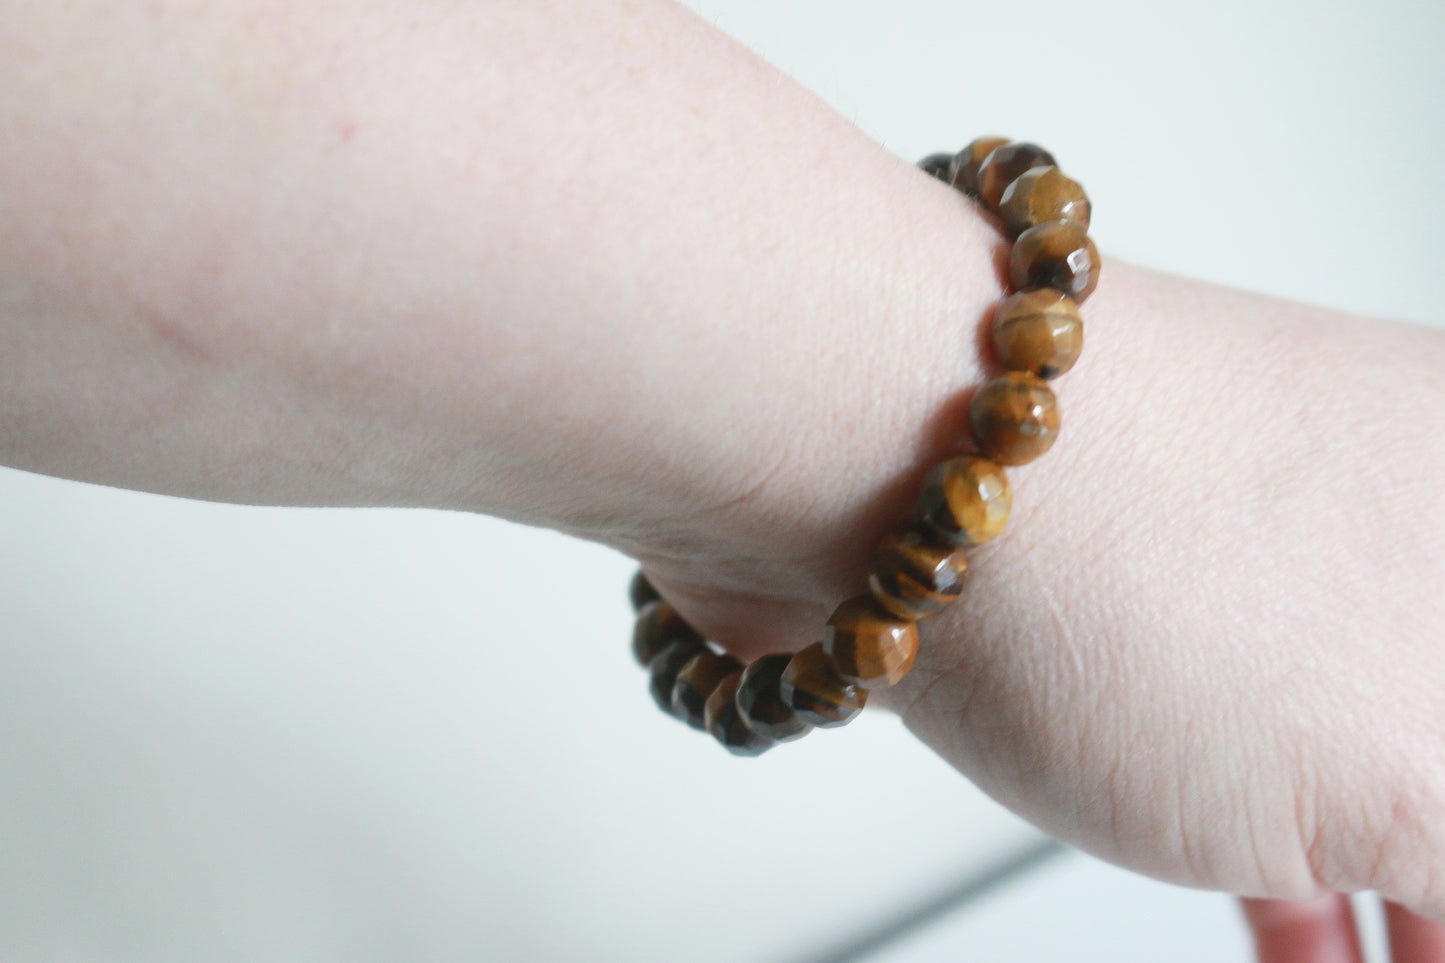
[3,1,1443,961]
[0,472,1038,962]
[873,849,1249,963]
[875,850,1399,963]
[688,0,1445,328]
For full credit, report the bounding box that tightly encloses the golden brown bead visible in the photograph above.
[632,599,702,667]
[779,642,867,729]
[918,456,1013,547]
[977,141,1057,209]
[704,670,774,757]
[1009,221,1100,303]
[673,649,744,730]
[868,524,969,620]
[918,152,955,182]
[998,166,1091,239]
[947,136,1008,197]
[736,654,811,742]
[648,638,709,719]
[628,569,661,612]
[969,373,1061,466]
[990,289,1084,379]
[822,595,920,688]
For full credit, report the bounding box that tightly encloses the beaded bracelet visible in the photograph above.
[628,137,1099,756]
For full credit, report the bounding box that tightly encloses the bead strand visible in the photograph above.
[628,137,1099,756]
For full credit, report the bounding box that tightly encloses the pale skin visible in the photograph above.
[3,1,1443,957]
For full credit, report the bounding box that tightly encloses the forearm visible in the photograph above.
[4,0,1440,617]
[0,0,996,553]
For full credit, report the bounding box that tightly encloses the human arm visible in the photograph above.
[3,0,1445,925]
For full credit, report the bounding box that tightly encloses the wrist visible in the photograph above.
[614,164,1006,649]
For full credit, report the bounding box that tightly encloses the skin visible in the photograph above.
[1242,897,1445,963]
[2,0,1443,954]
[1243,897,1367,963]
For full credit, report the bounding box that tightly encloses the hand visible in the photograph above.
[644,260,1445,920]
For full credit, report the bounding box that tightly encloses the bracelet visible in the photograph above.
[628,137,1098,756]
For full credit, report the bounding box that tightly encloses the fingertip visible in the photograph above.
[1240,894,1366,963]
[1384,900,1445,963]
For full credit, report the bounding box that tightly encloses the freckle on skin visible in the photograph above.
[136,306,214,365]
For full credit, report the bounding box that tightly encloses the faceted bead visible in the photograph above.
[704,670,774,757]
[998,166,1091,239]
[977,141,1057,209]
[990,289,1084,379]
[919,456,1013,547]
[969,373,1061,466]
[672,649,744,730]
[947,136,1009,198]
[868,523,969,620]
[917,152,955,182]
[735,654,811,742]
[822,595,920,689]
[1009,221,1100,303]
[779,642,867,728]
[648,638,709,719]
[628,569,661,612]
[632,599,702,667]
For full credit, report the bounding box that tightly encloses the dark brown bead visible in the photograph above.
[977,141,1057,209]
[969,373,1061,466]
[919,456,1013,546]
[628,569,661,612]
[990,289,1084,379]
[648,638,709,719]
[918,152,954,182]
[704,670,774,757]
[947,136,1009,198]
[632,599,703,668]
[998,166,1090,238]
[868,523,969,620]
[672,649,744,730]
[822,595,920,688]
[1009,221,1100,303]
[779,642,867,728]
[736,654,811,742]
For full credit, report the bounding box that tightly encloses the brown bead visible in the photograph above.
[632,599,702,667]
[918,152,954,182]
[736,654,811,742]
[822,595,920,689]
[969,373,1061,466]
[947,136,1008,198]
[998,166,1091,239]
[868,523,969,620]
[704,670,774,757]
[779,642,867,729]
[919,456,1013,547]
[977,141,1057,209]
[990,289,1084,379]
[1009,221,1100,303]
[672,649,744,730]
[648,638,709,719]
[628,569,662,612]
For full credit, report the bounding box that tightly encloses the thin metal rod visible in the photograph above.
[779,837,1069,963]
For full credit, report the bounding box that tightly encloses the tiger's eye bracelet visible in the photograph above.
[628,137,1099,756]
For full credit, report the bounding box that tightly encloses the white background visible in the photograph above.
[2,1,1442,960]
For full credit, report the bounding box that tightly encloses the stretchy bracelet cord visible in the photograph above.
[628,137,1099,756]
